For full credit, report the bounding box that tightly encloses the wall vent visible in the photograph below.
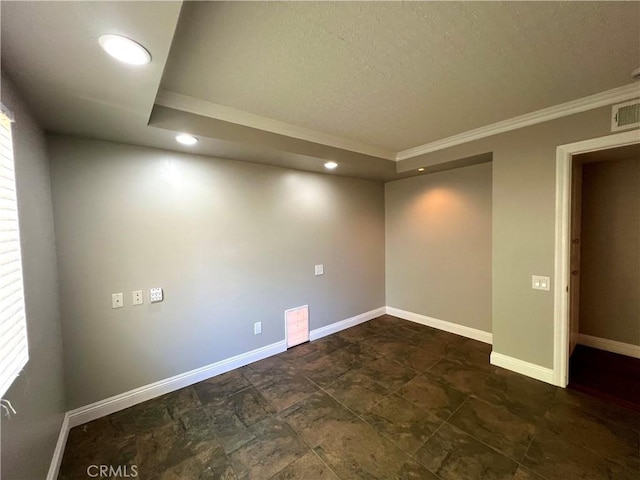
[611,99,640,131]
[285,305,309,348]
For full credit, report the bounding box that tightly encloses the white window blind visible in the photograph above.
[0,106,28,398]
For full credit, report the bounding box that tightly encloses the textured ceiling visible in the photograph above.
[162,1,640,152]
[1,2,638,181]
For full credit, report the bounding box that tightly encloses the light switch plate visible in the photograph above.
[150,287,163,303]
[314,264,324,276]
[132,290,143,306]
[532,275,550,291]
[112,292,123,309]
[254,322,262,335]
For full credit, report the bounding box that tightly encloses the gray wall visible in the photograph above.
[397,106,629,369]
[579,158,640,346]
[48,136,385,408]
[385,163,492,332]
[0,75,65,479]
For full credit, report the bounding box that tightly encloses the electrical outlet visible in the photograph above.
[150,287,163,303]
[254,322,262,335]
[132,290,143,306]
[112,293,123,309]
[314,264,324,276]
[532,275,550,291]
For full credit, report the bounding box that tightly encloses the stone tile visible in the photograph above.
[393,460,440,480]
[282,391,357,447]
[313,419,410,480]
[136,421,223,478]
[416,423,518,480]
[542,400,639,471]
[278,341,322,361]
[242,355,298,387]
[361,394,442,454]
[154,443,238,480]
[448,397,536,461]
[194,370,253,406]
[297,350,355,387]
[429,358,496,396]
[523,425,638,480]
[202,387,276,451]
[512,466,546,480]
[228,417,308,480]
[333,322,375,343]
[478,368,557,420]
[362,333,415,357]
[397,373,468,420]
[312,335,354,354]
[59,418,137,480]
[255,373,318,412]
[391,343,443,372]
[269,451,338,479]
[323,369,391,414]
[445,342,494,372]
[340,339,382,360]
[108,395,176,435]
[368,315,408,329]
[358,355,419,391]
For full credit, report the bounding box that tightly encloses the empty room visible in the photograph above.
[0,2,639,480]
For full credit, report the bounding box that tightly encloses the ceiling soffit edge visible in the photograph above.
[155,89,396,160]
[155,83,639,164]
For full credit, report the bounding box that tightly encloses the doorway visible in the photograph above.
[553,130,640,390]
[568,144,640,410]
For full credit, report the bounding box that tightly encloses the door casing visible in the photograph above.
[553,129,640,387]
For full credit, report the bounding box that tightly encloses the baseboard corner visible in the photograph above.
[47,412,70,480]
[385,306,493,344]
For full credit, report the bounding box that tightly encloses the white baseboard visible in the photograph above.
[50,306,387,477]
[385,306,493,344]
[309,307,386,341]
[66,340,287,428]
[46,412,70,480]
[490,352,555,385]
[577,334,640,359]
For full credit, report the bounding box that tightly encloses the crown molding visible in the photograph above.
[155,89,396,160]
[157,84,639,164]
[395,83,640,161]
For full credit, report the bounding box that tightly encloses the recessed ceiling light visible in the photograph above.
[99,34,151,65]
[324,161,338,170]
[175,134,198,145]
[418,168,425,172]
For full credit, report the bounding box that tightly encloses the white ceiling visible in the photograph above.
[1,1,639,180]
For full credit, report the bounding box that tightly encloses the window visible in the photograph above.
[0,105,28,398]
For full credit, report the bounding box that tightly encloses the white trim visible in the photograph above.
[554,130,640,388]
[309,307,386,341]
[46,413,70,480]
[577,334,640,359]
[158,86,639,162]
[49,306,388,475]
[385,306,492,344]
[155,90,396,160]
[66,340,287,428]
[396,84,640,160]
[490,352,555,385]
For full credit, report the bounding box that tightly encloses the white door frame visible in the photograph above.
[553,129,640,387]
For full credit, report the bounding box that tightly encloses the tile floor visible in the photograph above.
[59,315,640,480]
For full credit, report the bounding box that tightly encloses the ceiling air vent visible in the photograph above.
[611,99,640,131]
